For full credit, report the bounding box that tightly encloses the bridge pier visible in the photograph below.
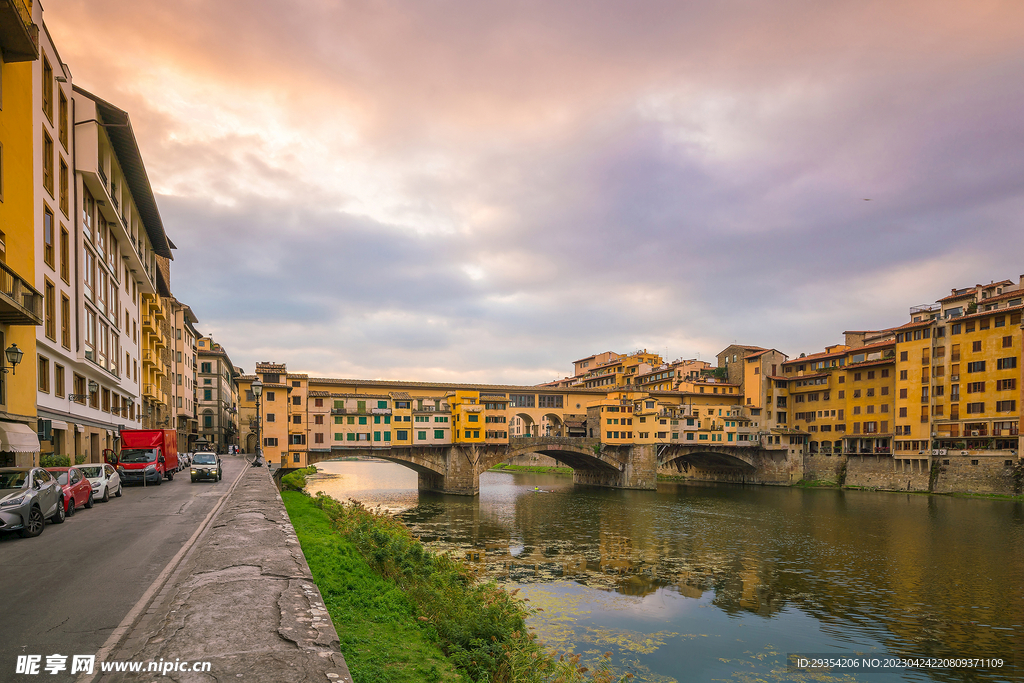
[571,444,658,490]
[417,445,481,495]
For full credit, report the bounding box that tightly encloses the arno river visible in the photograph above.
[307,461,1023,683]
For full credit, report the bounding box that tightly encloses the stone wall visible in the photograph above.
[932,453,1020,495]
[657,449,802,485]
[845,454,930,491]
[802,453,847,485]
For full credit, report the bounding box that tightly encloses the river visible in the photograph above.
[306,460,1023,683]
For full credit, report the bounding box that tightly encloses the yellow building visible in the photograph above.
[894,280,1022,458]
[0,2,44,466]
[783,339,896,456]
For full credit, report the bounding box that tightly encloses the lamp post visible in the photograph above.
[251,379,263,467]
[4,343,24,375]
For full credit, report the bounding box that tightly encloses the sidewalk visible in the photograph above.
[96,460,352,682]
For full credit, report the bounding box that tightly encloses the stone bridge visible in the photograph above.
[305,437,800,495]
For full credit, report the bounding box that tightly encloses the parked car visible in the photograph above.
[76,463,122,502]
[0,467,65,537]
[47,467,93,516]
[190,452,222,482]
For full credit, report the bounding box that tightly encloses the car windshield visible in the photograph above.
[79,466,104,478]
[193,453,217,465]
[120,449,156,463]
[0,471,29,489]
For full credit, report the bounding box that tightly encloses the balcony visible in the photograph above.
[370,408,392,415]
[0,0,39,62]
[142,316,156,332]
[330,408,348,415]
[144,384,159,399]
[0,261,43,326]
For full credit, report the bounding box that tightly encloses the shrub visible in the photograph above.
[40,453,71,468]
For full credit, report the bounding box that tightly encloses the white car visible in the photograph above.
[76,463,122,503]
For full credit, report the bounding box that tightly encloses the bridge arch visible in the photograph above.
[487,438,624,473]
[659,446,758,472]
[541,413,563,437]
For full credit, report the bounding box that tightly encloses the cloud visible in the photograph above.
[42,0,1024,381]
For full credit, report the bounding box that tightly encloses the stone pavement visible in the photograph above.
[95,460,353,682]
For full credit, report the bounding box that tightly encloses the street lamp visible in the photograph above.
[251,379,263,467]
[4,344,24,375]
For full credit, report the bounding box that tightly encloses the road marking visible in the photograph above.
[76,462,251,683]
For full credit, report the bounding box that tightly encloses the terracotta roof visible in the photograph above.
[389,392,412,399]
[789,372,829,382]
[744,350,771,359]
[938,290,976,303]
[308,391,330,397]
[886,319,934,332]
[287,373,308,379]
[308,377,607,393]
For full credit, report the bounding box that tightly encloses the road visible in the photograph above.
[0,455,247,669]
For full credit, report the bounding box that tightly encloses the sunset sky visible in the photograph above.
[44,0,1024,383]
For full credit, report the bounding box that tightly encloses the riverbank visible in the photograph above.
[283,489,625,683]
[489,463,574,475]
[793,478,1024,500]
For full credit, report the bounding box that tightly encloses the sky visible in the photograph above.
[44,0,1024,384]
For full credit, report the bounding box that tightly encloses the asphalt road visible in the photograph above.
[0,455,246,671]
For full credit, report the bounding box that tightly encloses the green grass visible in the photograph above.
[283,491,466,682]
[489,464,574,475]
[280,466,318,491]
[284,491,629,683]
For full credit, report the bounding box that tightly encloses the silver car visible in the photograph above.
[0,467,66,538]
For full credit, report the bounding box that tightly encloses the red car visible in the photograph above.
[46,467,94,517]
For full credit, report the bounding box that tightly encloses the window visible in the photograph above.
[203,388,212,401]
[44,280,55,340]
[42,57,53,119]
[59,227,70,283]
[509,394,535,408]
[293,395,301,405]
[966,382,985,393]
[996,400,1016,412]
[899,370,908,380]
[42,132,53,196]
[1004,336,1014,348]
[266,413,276,422]
[996,379,1017,391]
[59,158,69,215]
[42,206,55,267]
[418,431,427,441]
[434,430,445,439]
[201,362,212,373]
[966,361,986,373]
[899,389,907,399]
[900,351,908,362]
[267,391,275,401]
[966,402,984,414]
[538,395,563,408]
[38,356,50,392]
[972,341,982,352]
[996,357,1017,370]
[293,415,301,424]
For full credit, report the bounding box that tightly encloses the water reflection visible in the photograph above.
[308,461,1024,683]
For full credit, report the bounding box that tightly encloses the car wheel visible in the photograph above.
[51,497,66,524]
[66,499,76,517]
[101,486,110,503]
[191,476,196,483]
[85,491,94,509]
[166,471,174,481]
[115,484,123,497]
[154,474,162,486]
[19,506,45,538]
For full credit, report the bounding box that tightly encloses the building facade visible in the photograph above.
[0,0,44,466]
[196,335,238,452]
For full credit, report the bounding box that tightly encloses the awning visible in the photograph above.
[0,422,41,453]
[49,420,69,431]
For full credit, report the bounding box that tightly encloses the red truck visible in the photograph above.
[116,429,179,485]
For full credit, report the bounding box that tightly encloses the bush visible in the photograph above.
[280,466,318,491]
[75,454,87,465]
[40,453,71,468]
